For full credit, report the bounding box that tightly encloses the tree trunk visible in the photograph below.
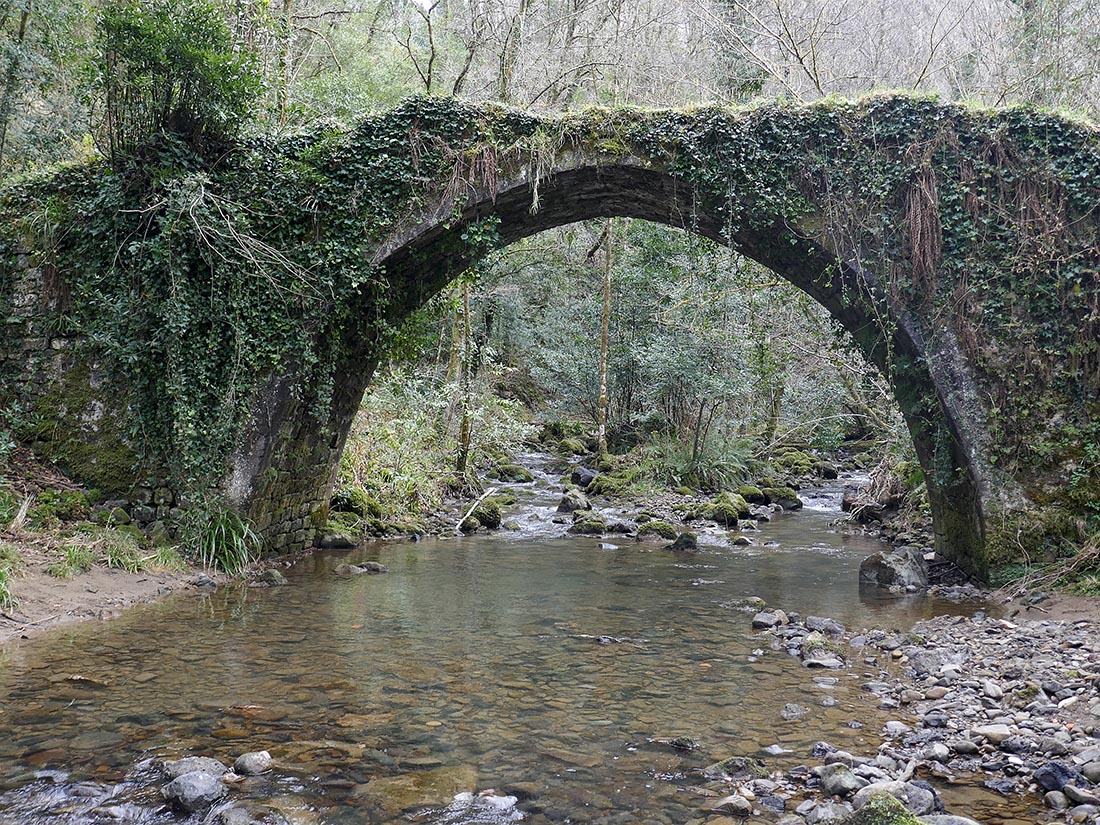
[596,219,612,456]
[0,9,30,174]
[455,283,473,477]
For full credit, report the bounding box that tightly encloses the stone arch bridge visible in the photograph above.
[2,95,1098,580]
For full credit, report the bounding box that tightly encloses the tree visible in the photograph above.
[89,0,260,165]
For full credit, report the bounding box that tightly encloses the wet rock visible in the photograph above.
[858,546,927,590]
[971,724,1012,745]
[557,489,591,513]
[982,778,1018,795]
[162,756,228,779]
[1064,785,1100,805]
[570,467,598,489]
[664,532,698,552]
[334,562,388,575]
[709,794,752,816]
[1045,791,1069,810]
[233,750,272,775]
[257,569,287,586]
[351,765,478,819]
[803,800,852,823]
[781,703,809,721]
[816,763,866,797]
[752,610,788,629]
[1082,761,1100,784]
[703,756,769,781]
[805,616,845,636]
[852,781,935,815]
[161,770,227,813]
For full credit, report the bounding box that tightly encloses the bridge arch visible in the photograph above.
[4,95,1097,581]
[327,154,987,576]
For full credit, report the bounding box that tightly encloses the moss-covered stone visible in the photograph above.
[775,449,814,476]
[319,511,364,544]
[557,437,588,456]
[471,499,502,529]
[586,474,628,497]
[568,513,607,535]
[761,486,803,510]
[846,792,924,825]
[330,486,383,519]
[637,521,678,540]
[29,490,92,527]
[486,463,535,483]
[707,491,751,526]
[737,484,765,504]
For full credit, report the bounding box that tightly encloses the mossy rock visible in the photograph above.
[568,513,607,535]
[487,464,535,483]
[847,792,924,825]
[319,511,365,546]
[761,486,803,510]
[813,460,839,479]
[471,499,502,529]
[728,533,751,546]
[637,521,678,540]
[557,437,588,456]
[586,474,628,497]
[596,453,621,473]
[459,515,481,533]
[490,491,517,506]
[675,486,693,496]
[775,449,814,476]
[737,485,765,504]
[703,756,769,781]
[29,490,92,527]
[708,492,750,526]
[331,486,383,519]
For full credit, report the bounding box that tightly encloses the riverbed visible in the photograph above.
[0,477,1034,824]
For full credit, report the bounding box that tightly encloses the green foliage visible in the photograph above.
[89,0,260,163]
[183,507,260,576]
[28,489,91,527]
[0,542,20,610]
[47,541,94,578]
[340,366,531,520]
[97,528,146,573]
[330,486,383,519]
[640,433,754,492]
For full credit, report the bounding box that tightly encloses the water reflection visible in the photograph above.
[0,481,1013,823]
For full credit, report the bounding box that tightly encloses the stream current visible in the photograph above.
[0,459,1033,824]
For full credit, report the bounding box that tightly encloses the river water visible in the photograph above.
[0,466,1028,824]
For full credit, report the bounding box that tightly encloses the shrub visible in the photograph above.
[90,0,260,164]
[183,507,260,576]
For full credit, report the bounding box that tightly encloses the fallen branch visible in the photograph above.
[455,487,496,535]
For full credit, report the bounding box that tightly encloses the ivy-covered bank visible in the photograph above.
[0,95,1097,577]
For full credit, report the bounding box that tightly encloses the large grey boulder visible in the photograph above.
[162,770,227,813]
[557,488,591,513]
[859,546,928,590]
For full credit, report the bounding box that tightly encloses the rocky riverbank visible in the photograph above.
[687,598,1100,824]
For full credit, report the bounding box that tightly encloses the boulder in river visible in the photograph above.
[664,532,698,552]
[161,770,227,813]
[557,489,591,513]
[858,546,927,590]
[233,750,272,775]
[570,466,598,489]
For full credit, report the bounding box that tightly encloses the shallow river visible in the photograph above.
[0,472,1038,824]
